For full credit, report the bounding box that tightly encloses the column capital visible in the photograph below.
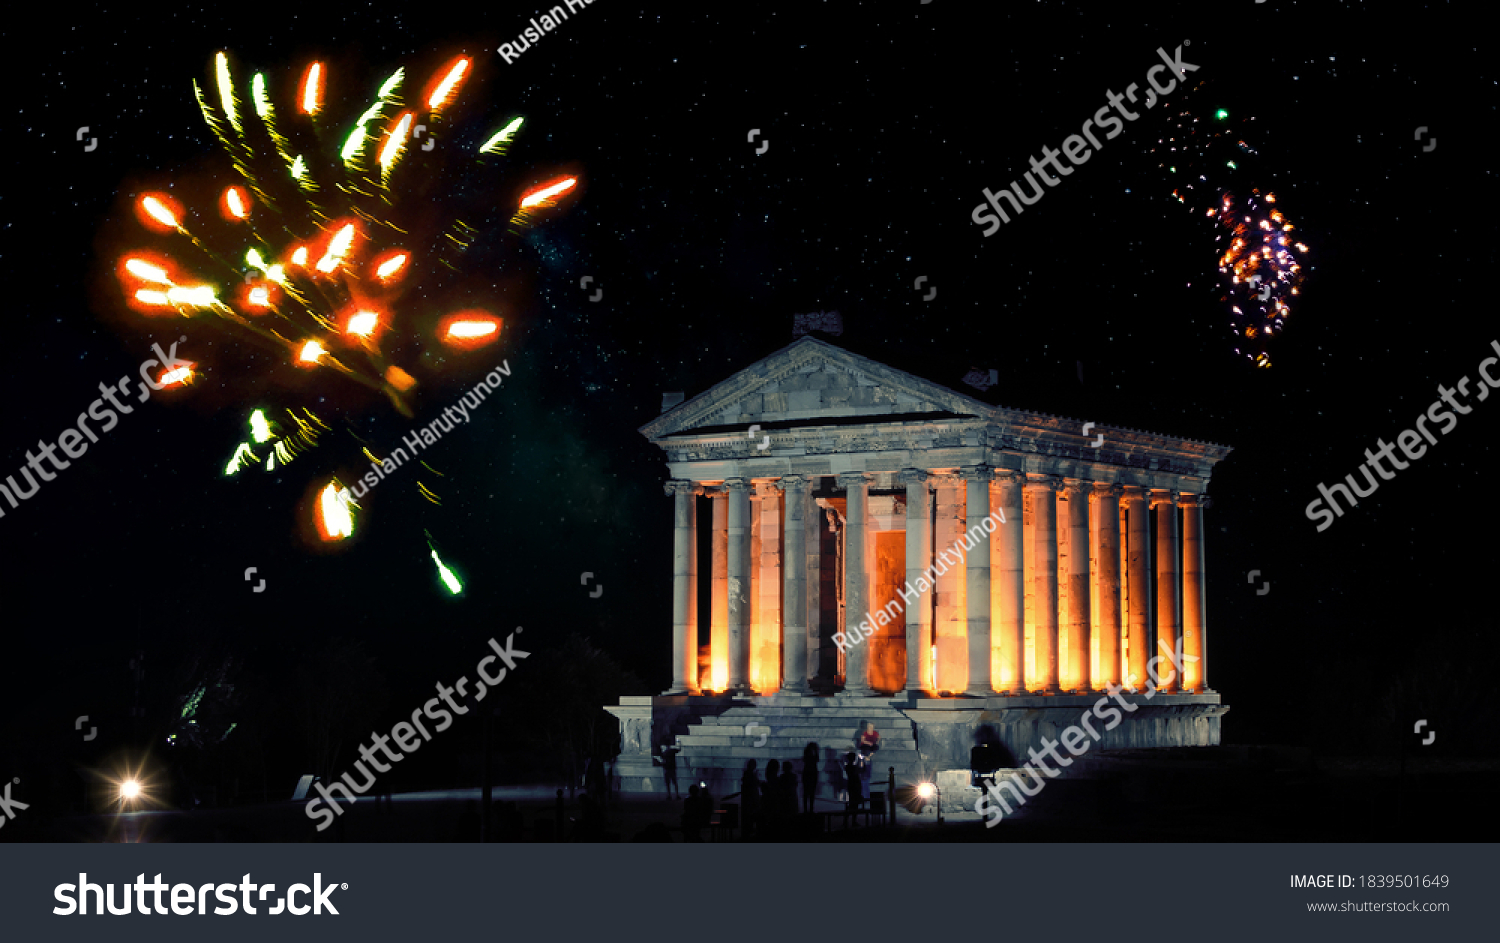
[897,468,931,486]
[1149,489,1179,510]
[1092,481,1124,500]
[992,470,1026,486]
[1120,483,1149,502]
[774,474,811,493]
[663,480,703,498]
[1176,492,1210,509]
[1061,478,1092,498]
[960,465,994,483]
[1025,474,1065,492]
[723,478,751,493]
[835,472,872,490]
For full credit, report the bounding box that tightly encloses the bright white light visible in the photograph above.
[916,782,935,800]
[120,780,141,800]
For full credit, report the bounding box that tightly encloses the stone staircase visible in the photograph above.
[659,698,929,803]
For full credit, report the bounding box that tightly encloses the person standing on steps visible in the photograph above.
[801,742,819,814]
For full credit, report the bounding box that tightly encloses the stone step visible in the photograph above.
[678,732,916,746]
[677,748,925,764]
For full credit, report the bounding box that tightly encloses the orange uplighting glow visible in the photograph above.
[221,186,249,220]
[519,176,576,209]
[438,312,502,348]
[427,56,470,111]
[300,61,323,115]
[136,193,182,232]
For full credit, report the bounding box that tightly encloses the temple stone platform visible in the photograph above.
[607,691,1227,800]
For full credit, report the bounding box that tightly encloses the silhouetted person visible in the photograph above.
[660,740,682,799]
[682,784,708,842]
[740,760,762,838]
[844,752,863,811]
[802,743,819,813]
[778,761,797,816]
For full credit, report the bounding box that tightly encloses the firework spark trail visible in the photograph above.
[108,49,580,556]
[1151,83,1310,368]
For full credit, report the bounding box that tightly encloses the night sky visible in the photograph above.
[3,1,1496,795]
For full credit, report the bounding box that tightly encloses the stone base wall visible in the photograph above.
[607,693,1228,797]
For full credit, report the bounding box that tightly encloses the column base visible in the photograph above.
[962,687,995,697]
[726,683,759,697]
[839,687,877,698]
[777,683,811,696]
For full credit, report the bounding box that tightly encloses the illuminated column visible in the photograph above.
[900,469,933,693]
[725,478,755,695]
[933,475,967,690]
[963,466,995,696]
[755,481,782,693]
[1027,476,1062,693]
[666,481,701,694]
[711,488,729,692]
[778,475,811,695]
[994,472,1025,694]
[1179,492,1210,692]
[838,472,875,696]
[1123,485,1152,690]
[1092,482,1123,690]
[1152,490,1180,693]
[1063,479,1093,693]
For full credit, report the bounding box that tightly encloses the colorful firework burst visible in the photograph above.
[106,50,579,569]
[1151,83,1310,368]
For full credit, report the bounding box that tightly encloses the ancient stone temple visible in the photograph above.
[607,336,1231,805]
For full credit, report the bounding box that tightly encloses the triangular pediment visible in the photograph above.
[641,336,991,440]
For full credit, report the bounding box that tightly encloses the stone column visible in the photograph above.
[725,478,754,695]
[1063,479,1093,693]
[1092,482,1123,690]
[838,472,874,696]
[962,466,995,696]
[993,472,1025,694]
[1122,485,1151,691]
[1152,490,1180,694]
[932,475,967,691]
[778,475,811,695]
[711,488,729,692]
[1179,493,1210,693]
[754,481,782,693]
[1027,476,1062,693]
[665,480,701,694]
[900,469,933,693]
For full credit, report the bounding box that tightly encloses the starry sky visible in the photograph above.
[2,1,1496,784]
